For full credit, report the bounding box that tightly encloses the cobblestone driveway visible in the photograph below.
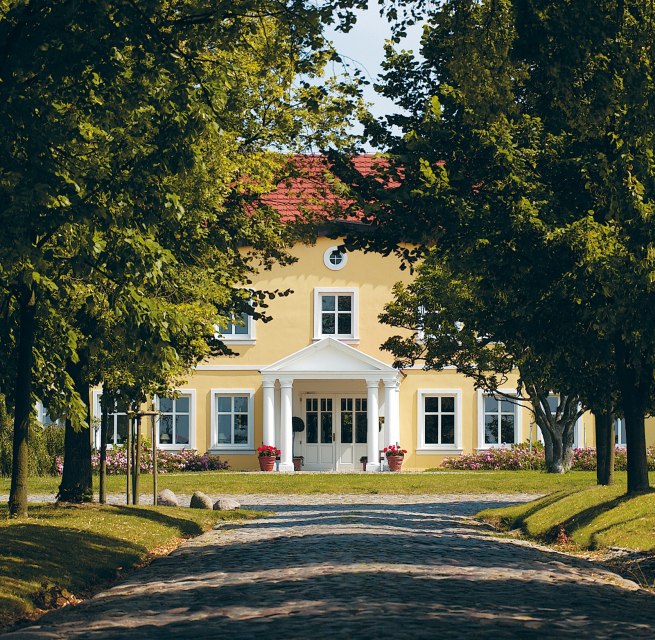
[4,494,655,639]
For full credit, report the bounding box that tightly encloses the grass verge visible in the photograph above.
[478,486,655,587]
[478,485,655,550]
[0,503,264,630]
[0,470,633,496]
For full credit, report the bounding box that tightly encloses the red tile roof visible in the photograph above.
[260,154,393,223]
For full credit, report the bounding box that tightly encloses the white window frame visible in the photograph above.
[215,310,256,344]
[155,390,196,450]
[35,400,64,428]
[416,305,427,343]
[92,390,130,449]
[416,389,462,453]
[323,246,348,271]
[313,287,359,342]
[415,306,463,344]
[614,417,626,447]
[209,389,255,452]
[477,389,522,449]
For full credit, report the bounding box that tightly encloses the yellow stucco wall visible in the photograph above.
[210,237,413,367]
[182,238,528,470]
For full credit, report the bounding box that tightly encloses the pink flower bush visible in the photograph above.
[441,445,655,471]
[65,445,231,476]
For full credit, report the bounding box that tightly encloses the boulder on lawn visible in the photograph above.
[213,497,241,511]
[157,489,179,507]
[190,491,213,509]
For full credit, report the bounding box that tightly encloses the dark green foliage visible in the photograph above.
[0,0,366,510]
[29,423,65,477]
[0,413,64,478]
[339,0,655,493]
[0,395,11,477]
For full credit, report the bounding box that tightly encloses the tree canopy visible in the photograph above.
[337,0,655,492]
[0,0,367,513]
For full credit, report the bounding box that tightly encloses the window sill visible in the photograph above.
[218,339,256,345]
[415,448,462,455]
[313,337,360,345]
[207,448,256,455]
[158,444,193,450]
[476,445,517,451]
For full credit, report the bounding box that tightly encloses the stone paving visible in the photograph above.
[4,493,655,639]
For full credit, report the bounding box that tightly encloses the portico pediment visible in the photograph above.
[260,337,398,381]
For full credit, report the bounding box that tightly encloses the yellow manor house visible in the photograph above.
[86,157,649,472]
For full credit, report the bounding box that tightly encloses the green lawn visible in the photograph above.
[478,485,655,551]
[3,470,652,496]
[0,504,264,630]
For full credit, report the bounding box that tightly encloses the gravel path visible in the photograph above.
[3,493,655,639]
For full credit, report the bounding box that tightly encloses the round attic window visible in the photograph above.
[324,246,348,270]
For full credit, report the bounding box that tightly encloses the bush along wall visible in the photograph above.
[0,394,11,477]
[441,444,655,471]
[63,445,230,475]
[0,396,65,477]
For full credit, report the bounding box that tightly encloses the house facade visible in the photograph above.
[81,157,654,471]
[91,235,604,472]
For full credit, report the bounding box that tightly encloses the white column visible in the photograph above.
[279,378,294,472]
[366,379,380,472]
[384,379,401,448]
[262,379,276,447]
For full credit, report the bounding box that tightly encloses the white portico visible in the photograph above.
[260,338,401,472]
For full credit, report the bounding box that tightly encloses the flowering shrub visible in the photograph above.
[72,445,230,475]
[441,445,655,471]
[384,445,407,457]
[257,445,280,458]
[442,444,544,471]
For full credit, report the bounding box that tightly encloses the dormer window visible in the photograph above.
[313,288,359,342]
[323,246,348,271]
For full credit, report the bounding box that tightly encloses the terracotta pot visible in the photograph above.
[387,455,404,472]
[293,456,303,472]
[258,456,276,471]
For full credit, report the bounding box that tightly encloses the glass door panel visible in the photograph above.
[340,398,353,443]
[304,397,334,469]
[320,398,333,443]
[337,397,367,469]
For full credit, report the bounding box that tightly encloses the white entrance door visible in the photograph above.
[337,397,368,470]
[304,396,368,470]
[304,397,335,469]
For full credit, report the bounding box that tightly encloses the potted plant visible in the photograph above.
[359,455,368,471]
[384,445,407,472]
[257,445,280,471]
[292,417,305,471]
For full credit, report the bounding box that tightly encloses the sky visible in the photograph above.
[326,7,424,121]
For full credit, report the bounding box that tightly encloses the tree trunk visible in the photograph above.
[57,363,93,503]
[615,343,650,494]
[8,284,36,517]
[623,399,649,494]
[562,425,575,471]
[548,432,565,473]
[594,411,615,485]
[536,422,574,473]
[99,392,109,504]
[541,426,554,470]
